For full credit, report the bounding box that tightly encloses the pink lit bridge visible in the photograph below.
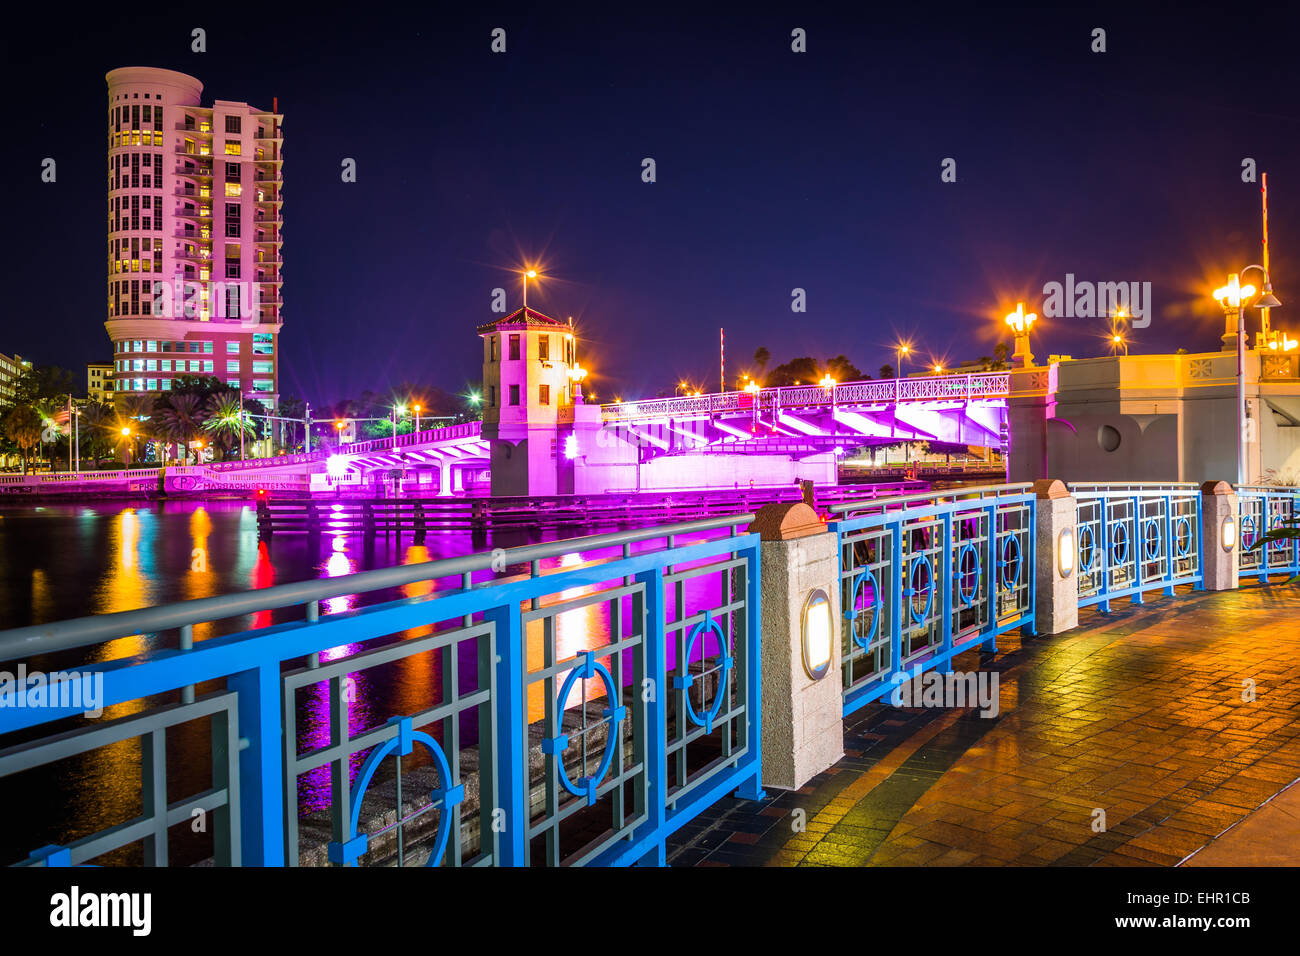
[234,370,1008,496]
[0,371,1009,499]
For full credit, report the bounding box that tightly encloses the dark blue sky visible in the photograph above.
[6,5,1300,406]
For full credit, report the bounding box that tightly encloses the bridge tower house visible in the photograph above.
[478,307,595,496]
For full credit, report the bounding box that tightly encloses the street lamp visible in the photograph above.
[896,344,911,379]
[1111,333,1128,356]
[569,365,589,403]
[120,426,133,466]
[522,268,537,312]
[413,403,422,434]
[932,363,944,374]
[1005,302,1037,366]
[391,404,406,449]
[1214,267,1282,485]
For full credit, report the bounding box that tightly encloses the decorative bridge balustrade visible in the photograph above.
[1237,485,1300,581]
[1073,483,1202,610]
[599,372,1011,423]
[827,483,1036,716]
[0,516,761,868]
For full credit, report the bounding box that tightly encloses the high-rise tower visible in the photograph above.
[104,67,283,408]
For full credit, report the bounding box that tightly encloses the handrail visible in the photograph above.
[826,482,1033,514]
[0,513,755,660]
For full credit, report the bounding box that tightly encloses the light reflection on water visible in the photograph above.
[0,500,731,864]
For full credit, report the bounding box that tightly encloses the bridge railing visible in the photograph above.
[1072,482,1202,610]
[1237,485,1300,580]
[340,422,483,457]
[600,372,1011,423]
[827,483,1035,715]
[0,515,761,868]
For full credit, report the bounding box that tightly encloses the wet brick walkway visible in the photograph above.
[670,581,1300,866]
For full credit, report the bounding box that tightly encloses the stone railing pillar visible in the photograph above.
[747,502,843,790]
[1200,480,1239,591]
[1033,478,1078,636]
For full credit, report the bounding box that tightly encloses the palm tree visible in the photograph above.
[203,391,256,461]
[154,393,208,462]
[114,395,154,464]
[78,402,116,465]
[2,405,43,474]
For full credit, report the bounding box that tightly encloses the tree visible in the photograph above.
[753,347,771,377]
[154,393,208,461]
[203,391,256,460]
[992,342,1010,368]
[826,355,866,381]
[77,402,117,465]
[2,406,43,474]
[879,364,894,379]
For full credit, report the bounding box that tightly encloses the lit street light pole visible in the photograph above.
[1214,268,1281,486]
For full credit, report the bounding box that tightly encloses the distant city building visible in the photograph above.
[104,67,283,408]
[0,353,32,403]
[86,363,114,403]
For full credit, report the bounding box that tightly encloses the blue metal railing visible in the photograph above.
[1237,486,1300,581]
[828,483,1036,716]
[0,516,764,868]
[1074,483,1202,610]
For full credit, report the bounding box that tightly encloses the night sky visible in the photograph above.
[6,6,1300,406]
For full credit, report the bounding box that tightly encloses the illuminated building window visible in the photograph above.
[252,360,272,375]
[539,384,550,405]
[227,360,240,373]
[226,341,240,353]
[225,183,242,197]
[252,380,273,392]
[224,141,241,156]
[539,336,550,361]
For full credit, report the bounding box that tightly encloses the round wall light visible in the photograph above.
[1221,515,1237,553]
[1058,526,1076,577]
[801,588,832,681]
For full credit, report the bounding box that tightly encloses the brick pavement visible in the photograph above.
[670,581,1300,866]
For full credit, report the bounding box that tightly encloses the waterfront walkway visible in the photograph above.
[671,581,1300,866]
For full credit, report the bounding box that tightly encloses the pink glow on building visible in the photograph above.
[104,67,283,407]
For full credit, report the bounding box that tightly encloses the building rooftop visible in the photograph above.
[476,307,569,335]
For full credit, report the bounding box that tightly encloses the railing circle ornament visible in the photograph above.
[328,716,463,867]
[1174,516,1193,557]
[673,611,734,734]
[1111,521,1130,565]
[848,567,882,649]
[999,533,1022,590]
[1240,514,1256,549]
[1078,524,1096,572]
[956,542,981,608]
[544,651,626,806]
[1142,517,1162,561]
[906,554,935,624]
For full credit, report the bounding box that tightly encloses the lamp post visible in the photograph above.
[896,344,910,379]
[1111,333,1128,356]
[522,269,537,312]
[569,365,588,403]
[120,426,132,466]
[239,395,245,461]
[1214,267,1282,486]
[72,405,81,472]
[392,404,406,450]
[413,403,421,435]
[1004,302,1037,367]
